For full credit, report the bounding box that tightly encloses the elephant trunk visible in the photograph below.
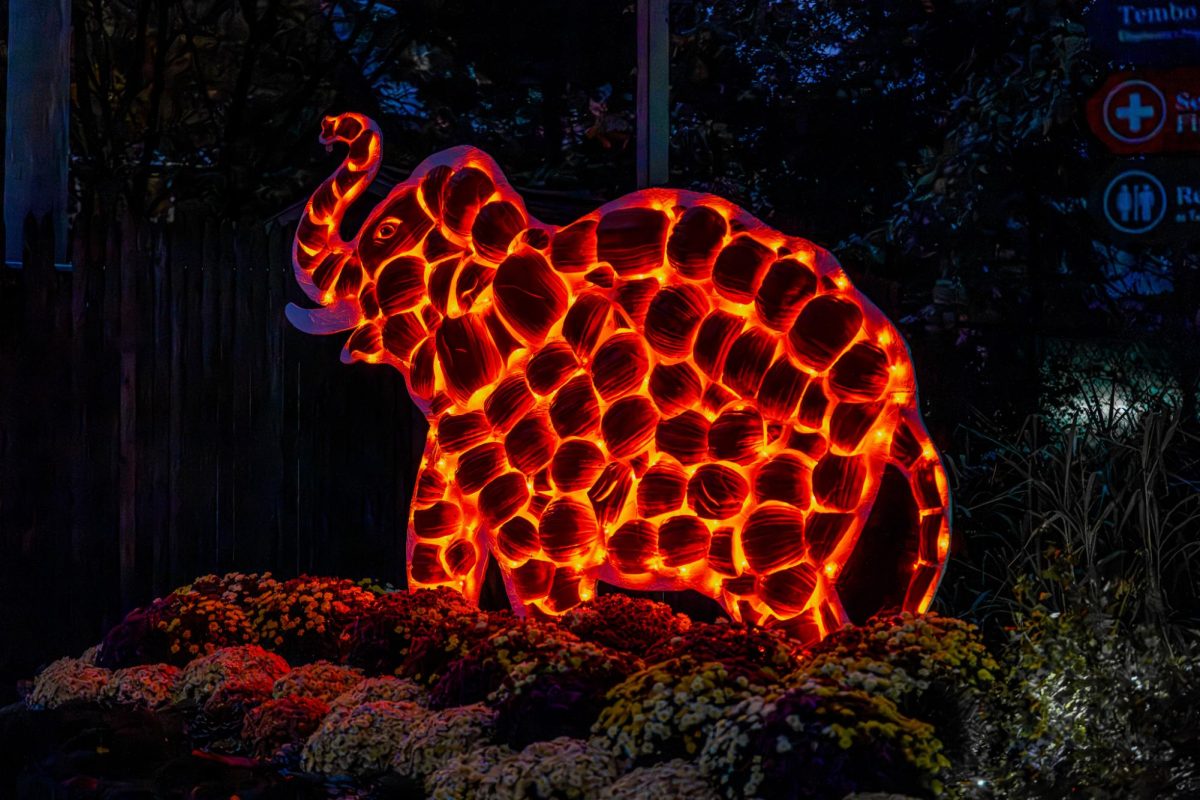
[291,113,382,309]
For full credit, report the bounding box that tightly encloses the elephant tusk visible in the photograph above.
[285,300,361,335]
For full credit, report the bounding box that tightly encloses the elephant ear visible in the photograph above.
[404,145,543,254]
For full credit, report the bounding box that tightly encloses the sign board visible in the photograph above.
[1086,1,1200,65]
[1087,69,1200,152]
[1090,160,1200,241]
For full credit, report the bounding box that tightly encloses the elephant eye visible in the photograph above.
[375,218,401,241]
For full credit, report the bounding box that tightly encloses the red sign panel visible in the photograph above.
[1087,69,1200,154]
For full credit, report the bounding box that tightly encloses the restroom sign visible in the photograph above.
[1087,69,1200,154]
[1103,170,1167,233]
[1092,161,1200,241]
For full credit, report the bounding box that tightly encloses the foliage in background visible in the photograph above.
[73,0,357,219]
[69,0,1200,425]
[327,0,638,198]
[71,0,637,222]
[945,413,1200,636]
[942,413,1200,795]
[978,559,1200,798]
[667,0,1199,426]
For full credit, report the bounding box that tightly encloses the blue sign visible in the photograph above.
[1087,1,1200,65]
[1091,160,1200,240]
[1102,169,1167,233]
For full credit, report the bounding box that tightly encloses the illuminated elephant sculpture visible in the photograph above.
[288,113,950,643]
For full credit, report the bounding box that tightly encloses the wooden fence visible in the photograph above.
[0,210,427,695]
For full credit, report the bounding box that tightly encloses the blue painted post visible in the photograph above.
[5,0,72,269]
[636,0,669,188]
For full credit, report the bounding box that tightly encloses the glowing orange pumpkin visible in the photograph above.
[289,113,950,643]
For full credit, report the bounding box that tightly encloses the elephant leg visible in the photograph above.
[539,565,596,616]
[407,527,490,605]
[717,570,847,647]
[497,562,530,617]
[406,459,490,605]
[497,559,596,618]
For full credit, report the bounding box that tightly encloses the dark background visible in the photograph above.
[2,0,1198,700]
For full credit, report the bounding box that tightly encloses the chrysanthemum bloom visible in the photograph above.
[249,576,377,662]
[477,737,625,800]
[242,694,331,760]
[329,675,429,712]
[302,699,428,777]
[698,680,949,799]
[392,703,498,781]
[593,656,771,762]
[272,660,364,703]
[26,657,112,709]
[603,759,720,800]
[561,595,691,656]
[104,663,180,710]
[173,644,289,707]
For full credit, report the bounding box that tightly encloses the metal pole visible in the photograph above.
[636,0,669,188]
[5,0,72,269]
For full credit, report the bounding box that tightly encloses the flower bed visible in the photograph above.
[11,572,1099,798]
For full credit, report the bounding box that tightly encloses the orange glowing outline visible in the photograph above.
[287,114,952,644]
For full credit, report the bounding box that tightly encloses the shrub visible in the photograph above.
[172,645,289,707]
[475,737,625,799]
[271,661,364,703]
[242,694,331,760]
[644,621,798,684]
[329,675,428,711]
[794,611,997,772]
[593,656,769,763]
[699,680,949,799]
[189,671,276,750]
[301,699,428,777]
[561,595,692,656]
[425,744,516,800]
[97,591,257,668]
[429,620,585,709]
[186,571,281,605]
[979,562,1200,798]
[248,576,376,662]
[104,663,180,710]
[392,703,498,782]
[344,586,478,674]
[603,759,720,800]
[399,610,515,686]
[26,657,112,709]
[491,640,637,746]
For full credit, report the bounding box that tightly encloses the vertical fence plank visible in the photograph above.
[99,212,123,630]
[276,223,301,575]
[216,223,237,567]
[150,226,172,595]
[200,218,221,573]
[266,224,288,571]
[135,222,159,595]
[177,214,205,586]
[117,217,138,610]
[167,222,187,589]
